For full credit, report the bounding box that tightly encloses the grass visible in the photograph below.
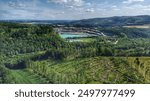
[80,37,96,42]
[26,56,147,84]
[126,57,150,83]
[10,69,47,84]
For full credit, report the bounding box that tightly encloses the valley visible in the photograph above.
[0,15,150,84]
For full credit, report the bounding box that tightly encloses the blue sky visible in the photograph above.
[0,0,150,20]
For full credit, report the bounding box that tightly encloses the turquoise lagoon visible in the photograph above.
[59,33,89,39]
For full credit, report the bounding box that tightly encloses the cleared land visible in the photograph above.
[123,25,150,29]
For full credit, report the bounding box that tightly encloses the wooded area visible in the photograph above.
[0,22,150,84]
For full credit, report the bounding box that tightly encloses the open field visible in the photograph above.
[123,25,150,29]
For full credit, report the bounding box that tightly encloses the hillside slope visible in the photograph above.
[2,54,149,84]
[70,15,150,27]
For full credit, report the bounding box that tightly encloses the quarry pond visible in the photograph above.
[59,32,98,42]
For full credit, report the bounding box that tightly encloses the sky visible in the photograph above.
[0,0,150,20]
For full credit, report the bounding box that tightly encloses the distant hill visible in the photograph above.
[70,15,150,27]
[1,15,150,27]
[0,20,72,25]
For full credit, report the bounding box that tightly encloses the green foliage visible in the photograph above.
[0,23,65,56]
[0,64,16,83]
[0,22,150,84]
[45,48,69,60]
[24,57,146,84]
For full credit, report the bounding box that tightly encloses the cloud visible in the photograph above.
[112,5,117,8]
[86,8,95,12]
[124,4,150,9]
[48,0,68,4]
[48,0,84,6]
[123,0,144,4]
[8,1,28,9]
[0,0,149,20]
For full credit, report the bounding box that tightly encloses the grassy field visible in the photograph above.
[10,70,47,83]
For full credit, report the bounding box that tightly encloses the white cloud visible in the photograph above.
[113,8,120,11]
[123,0,144,4]
[86,8,95,12]
[124,4,150,10]
[8,1,27,9]
[113,4,150,17]
[48,0,68,4]
[48,0,84,7]
[112,5,117,8]
[67,5,74,8]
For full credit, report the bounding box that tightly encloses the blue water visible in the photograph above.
[59,33,89,39]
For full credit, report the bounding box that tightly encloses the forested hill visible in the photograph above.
[0,23,66,56]
[70,15,150,27]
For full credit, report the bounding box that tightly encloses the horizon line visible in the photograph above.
[0,15,150,21]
